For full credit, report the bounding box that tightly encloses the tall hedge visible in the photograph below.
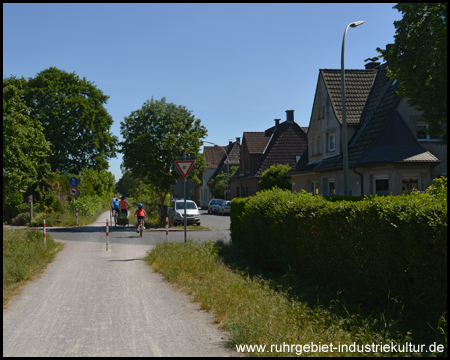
[230,180,447,322]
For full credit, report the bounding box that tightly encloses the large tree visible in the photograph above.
[377,3,447,144]
[23,67,118,172]
[120,97,207,223]
[3,78,51,193]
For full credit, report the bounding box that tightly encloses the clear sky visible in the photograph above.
[3,3,402,183]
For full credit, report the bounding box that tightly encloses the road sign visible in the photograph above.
[69,187,79,197]
[69,176,79,187]
[174,160,195,178]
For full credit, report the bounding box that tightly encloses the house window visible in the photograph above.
[310,181,319,195]
[312,138,316,156]
[318,136,322,154]
[402,178,418,194]
[327,132,336,152]
[417,122,440,141]
[236,187,240,197]
[328,179,335,195]
[322,105,325,119]
[375,178,389,196]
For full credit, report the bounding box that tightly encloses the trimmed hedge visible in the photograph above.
[230,180,447,322]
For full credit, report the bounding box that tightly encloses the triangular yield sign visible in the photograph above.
[174,160,195,178]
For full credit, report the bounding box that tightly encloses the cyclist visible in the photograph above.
[119,195,130,217]
[110,194,118,213]
[134,203,147,233]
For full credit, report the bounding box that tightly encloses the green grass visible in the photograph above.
[145,239,447,357]
[3,228,64,308]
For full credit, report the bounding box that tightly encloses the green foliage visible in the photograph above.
[115,170,140,197]
[120,96,207,223]
[258,164,292,191]
[377,3,447,144]
[3,78,51,212]
[231,180,447,327]
[22,67,118,172]
[207,166,238,199]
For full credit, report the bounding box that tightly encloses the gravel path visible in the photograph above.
[3,222,236,356]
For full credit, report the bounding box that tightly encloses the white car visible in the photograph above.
[170,200,201,226]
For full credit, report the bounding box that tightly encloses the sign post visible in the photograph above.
[69,177,79,218]
[174,153,195,243]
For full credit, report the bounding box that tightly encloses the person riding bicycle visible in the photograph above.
[111,194,118,213]
[134,203,147,233]
[119,196,130,217]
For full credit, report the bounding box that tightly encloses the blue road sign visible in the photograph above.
[69,176,79,187]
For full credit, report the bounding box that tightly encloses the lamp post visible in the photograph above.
[341,20,364,196]
[204,141,229,200]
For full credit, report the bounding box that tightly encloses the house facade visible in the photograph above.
[198,139,240,208]
[231,110,308,198]
[288,61,446,196]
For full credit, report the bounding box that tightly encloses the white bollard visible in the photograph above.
[166,217,169,241]
[43,219,46,247]
[106,219,109,251]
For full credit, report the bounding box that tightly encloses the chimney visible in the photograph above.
[236,137,240,144]
[365,62,380,70]
[286,110,294,123]
[274,119,280,126]
[229,140,233,146]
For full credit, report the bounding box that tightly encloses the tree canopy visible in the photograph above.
[3,79,51,193]
[377,3,447,144]
[23,67,118,172]
[258,164,292,192]
[119,97,207,219]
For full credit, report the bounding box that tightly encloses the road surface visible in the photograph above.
[3,210,237,357]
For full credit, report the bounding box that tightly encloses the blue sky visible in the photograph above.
[3,3,402,182]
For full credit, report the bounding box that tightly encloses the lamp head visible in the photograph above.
[350,21,364,28]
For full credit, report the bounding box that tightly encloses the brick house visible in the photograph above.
[230,110,308,198]
[198,139,240,208]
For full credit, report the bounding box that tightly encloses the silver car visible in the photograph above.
[171,200,201,226]
[218,200,231,215]
[208,199,224,214]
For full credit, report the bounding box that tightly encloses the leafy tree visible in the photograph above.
[377,3,447,144]
[258,164,292,192]
[3,79,51,220]
[115,170,141,198]
[23,67,118,172]
[120,97,207,223]
[207,166,238,199]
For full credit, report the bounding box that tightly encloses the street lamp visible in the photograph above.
[204,141,229,200]
[341,20,364,196]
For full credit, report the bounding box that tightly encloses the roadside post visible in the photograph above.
[76,208,78,226]
[106,219,109,251]
[43,219,46,247]
[69,176,79,218]
[174,152,195,243]
[28,195,33,227]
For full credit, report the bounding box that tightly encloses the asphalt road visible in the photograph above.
[3,210,237,357]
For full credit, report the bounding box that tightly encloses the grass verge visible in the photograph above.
[3,228,64,308]
[145,239,447,357]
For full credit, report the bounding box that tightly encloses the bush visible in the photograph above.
[231,180,447,325]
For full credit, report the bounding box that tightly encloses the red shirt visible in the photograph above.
[135,209,145,217]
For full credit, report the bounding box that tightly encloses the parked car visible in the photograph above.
[218,201,231,215]
[170,199,201,226]
[208,199,225,214]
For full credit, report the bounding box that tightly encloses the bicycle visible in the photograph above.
[112,209,118,227]
[137,217,145,237]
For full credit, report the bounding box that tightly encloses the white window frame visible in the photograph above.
[310,181,319,195]
[417,122,440,142]
[328,178,336,195]
[327,132,336,152]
